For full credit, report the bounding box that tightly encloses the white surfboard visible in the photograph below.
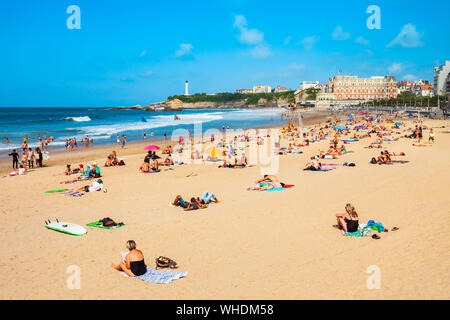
[45,221,87,236]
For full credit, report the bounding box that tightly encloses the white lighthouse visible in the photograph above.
[185,80,189,96]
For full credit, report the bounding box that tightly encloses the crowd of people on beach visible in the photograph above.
[5,111,442,278]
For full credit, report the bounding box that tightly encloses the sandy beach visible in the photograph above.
[0,112,449,300]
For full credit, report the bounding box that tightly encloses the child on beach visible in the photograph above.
[429,129,435,144]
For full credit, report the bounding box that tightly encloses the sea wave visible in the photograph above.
[64,116,92,122]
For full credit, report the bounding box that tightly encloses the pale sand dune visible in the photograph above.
[0,117,449,299]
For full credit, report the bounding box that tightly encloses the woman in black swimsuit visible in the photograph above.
[111,240,147,277]
[335,203,359,233]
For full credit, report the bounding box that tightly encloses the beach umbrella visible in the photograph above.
[144,145,160,150]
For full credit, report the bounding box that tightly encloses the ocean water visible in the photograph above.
[0,107,286,155]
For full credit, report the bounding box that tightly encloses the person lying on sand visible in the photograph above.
[198,192,219,204]
[75,179,106,193]
[248,175,285,190]
[171,195,202,210]
[334,203,359,233]
[303,157,322,171]
[160,155,174,166]
[111,240,147,277]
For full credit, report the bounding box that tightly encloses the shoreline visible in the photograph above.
[0,110,330,175]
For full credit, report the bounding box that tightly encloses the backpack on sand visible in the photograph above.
[155,256,178,269]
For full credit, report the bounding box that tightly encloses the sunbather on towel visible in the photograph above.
[335,203,359,233]
[76,179,106,193]
[248,175,284,190]
[303,157,322,171]
[111,240,147,277]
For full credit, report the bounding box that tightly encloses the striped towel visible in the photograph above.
[121,267,187,284]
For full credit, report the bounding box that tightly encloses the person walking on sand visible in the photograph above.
[8,149,19,169]
[117,134,120,145]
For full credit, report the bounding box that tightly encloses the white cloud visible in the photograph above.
[139,50,147,58]
[388,63,403,75]
[387,24,424,48]
[175,43,194,57]
[403,74,419,81]
[300,35,320,50]
[332,26,351,41]
[289,63,306,71]
[283,36,292,45]
[249,44,271,58]
[365,49,374,56]
[233,14,271,59]
[233,14,264,45]
[355,36,370,46]
[142,70,153,77]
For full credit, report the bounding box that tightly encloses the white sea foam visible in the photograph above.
[64,116,92,122]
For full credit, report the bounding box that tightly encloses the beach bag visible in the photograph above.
[118,160,125,166]
[99,217,116,227]
[155,256,178,269]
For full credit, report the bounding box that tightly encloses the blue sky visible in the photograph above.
[0,0,449,107]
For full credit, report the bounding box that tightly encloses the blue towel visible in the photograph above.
[342,228,372,237]
[122,267,187,284]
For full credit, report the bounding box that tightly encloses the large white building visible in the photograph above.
[297,81,320,91]
[326,75,397,100]
[433,60,450,95]
[253,85,272,93]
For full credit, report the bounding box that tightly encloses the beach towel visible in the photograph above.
[62,191,83,197]
[86,221,125,229]
[378,162,394,165]
[342,228,372,237]
[266,185,294,191]
[121,267,187,284]
[304,168,333,172]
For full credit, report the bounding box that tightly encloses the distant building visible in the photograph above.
[274,85,290,92]
[433,60,450,95]
[397,81,414,93]
[415,85,434,97]
[446,73,450,103]
[326,75,397,100]
[253,85,272,93]
[235,88,253,94]
[297,81,320,91]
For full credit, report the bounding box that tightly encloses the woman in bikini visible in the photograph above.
[111,240,147,277]
[335,203,359,233]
